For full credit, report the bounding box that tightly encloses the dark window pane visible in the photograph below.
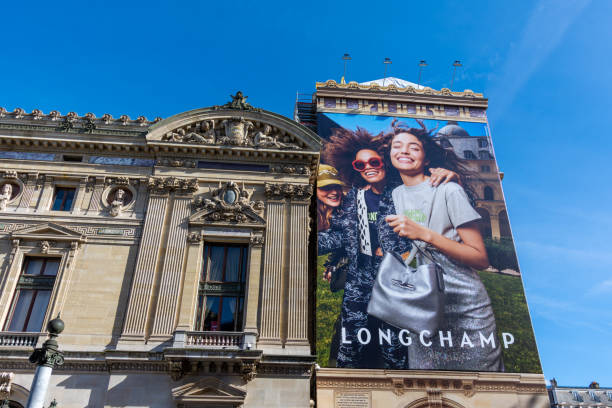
[7,290,33,331]
[225,247,241,282]
[63,189,75,210]
[208,247,225,281]
[195,294,204,330]
[26,291,51,332]
[220,297,237,331]
[24,259,44,275]
[43,259,60,276]
[204,297,220,331]
[52,189,66,211]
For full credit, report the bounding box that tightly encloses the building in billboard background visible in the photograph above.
[297,78,549,407]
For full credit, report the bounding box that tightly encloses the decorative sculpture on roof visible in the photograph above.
[219,118,253,146]
[192,181,264,224]
[253,125,297,149]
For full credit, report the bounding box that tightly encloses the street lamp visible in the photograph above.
[383,57,392,85]
[341,53,351,84]
[450,60,462,90]
[25,316,64,408]
[417,60,427,87]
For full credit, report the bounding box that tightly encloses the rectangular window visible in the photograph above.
[4,257,59,332]
[387,103,397,113]
[51,187,76,211]
[195,244,248,332]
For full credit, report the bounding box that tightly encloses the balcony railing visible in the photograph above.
[186,331,243,348]
[0,332,40,347]
[172,330,257,350]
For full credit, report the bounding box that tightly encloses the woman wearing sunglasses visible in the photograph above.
[318,127,458,369]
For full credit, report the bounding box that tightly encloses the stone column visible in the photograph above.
[285,185,312,347]
[258,184,288,345]
[70,177,88,215]
[243,232,264,346]
[490,213,501,240]
[120,182,170,342]
[86,177,105,214]
[35,176,54,212]
[150,186,196,338]
[17,172,38,210]
[175,232,203,332]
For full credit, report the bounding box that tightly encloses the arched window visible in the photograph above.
[475,207,492,239]
[483,186,494,201]
[498,210,512,238]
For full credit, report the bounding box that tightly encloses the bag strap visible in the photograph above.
[404,186,438,265]
[406,186,438,265]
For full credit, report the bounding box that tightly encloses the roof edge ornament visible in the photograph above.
[213,91,260,112]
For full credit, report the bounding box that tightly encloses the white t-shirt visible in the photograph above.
[391,181,480,243]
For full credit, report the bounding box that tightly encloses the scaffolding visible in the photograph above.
[294,92,317,132]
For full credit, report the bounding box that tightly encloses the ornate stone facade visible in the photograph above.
[0,94,319,408]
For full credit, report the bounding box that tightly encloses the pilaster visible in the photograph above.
[258,197,286,345]
[120,188,169,342]
[490,213,501,240]
[175,232,203,331]
[35,176,54,212]
[244,232,264,338]
[150,192,194,338]
[86,176,105,214]
[285,191,311,346]
[70,177,88,215]
[17,172,38,210]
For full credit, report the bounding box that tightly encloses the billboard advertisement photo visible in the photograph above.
[316,113,541,373]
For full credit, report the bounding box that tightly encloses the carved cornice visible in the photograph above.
[316,371,548,397]
[147,177,198,196]
[191,181,264,224]
[264,183,313,201]
[316,79,484,99]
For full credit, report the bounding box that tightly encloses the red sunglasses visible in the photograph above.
[352,157,384,172]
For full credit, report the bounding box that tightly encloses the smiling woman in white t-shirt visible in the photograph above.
[383,119,504,372]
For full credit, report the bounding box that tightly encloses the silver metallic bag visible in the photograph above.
[367,187,445,334]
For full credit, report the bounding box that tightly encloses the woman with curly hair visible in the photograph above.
[383,120,503,371]
[318,126,458,369]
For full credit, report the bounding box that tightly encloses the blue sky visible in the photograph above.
[2,0,611,386]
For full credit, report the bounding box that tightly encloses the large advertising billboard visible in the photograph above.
[316,113,542,373]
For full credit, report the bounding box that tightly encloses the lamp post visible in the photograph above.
[417,60,427,88]
[383,57,392,85]
[25,317,64,408]
[450,60,462,90]
[341,53,351,84]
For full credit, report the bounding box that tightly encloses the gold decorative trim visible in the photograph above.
[316,79,483,98]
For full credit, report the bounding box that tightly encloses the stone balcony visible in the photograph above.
[171,330,257,351]
[0,332,40,348]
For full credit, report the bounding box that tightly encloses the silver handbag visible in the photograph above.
[367,187,445,334]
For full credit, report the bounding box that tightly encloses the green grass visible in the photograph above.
[315,255,542,373]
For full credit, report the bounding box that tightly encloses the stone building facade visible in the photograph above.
[0,94,319,407]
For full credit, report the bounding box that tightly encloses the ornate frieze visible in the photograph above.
[269,163,311,176]
[147,177,198,196]
[264,183,313,201]
[192,181,264,224]
[161,118,302,150]
[156,157,197,168]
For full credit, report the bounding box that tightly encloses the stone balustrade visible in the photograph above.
[0,331,40,347]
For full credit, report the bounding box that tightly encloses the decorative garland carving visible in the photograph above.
[187,232,202,244]
[264,183,313,201]
[192,181,264,224]
[147,177,198,196]
[249,233,265,246]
